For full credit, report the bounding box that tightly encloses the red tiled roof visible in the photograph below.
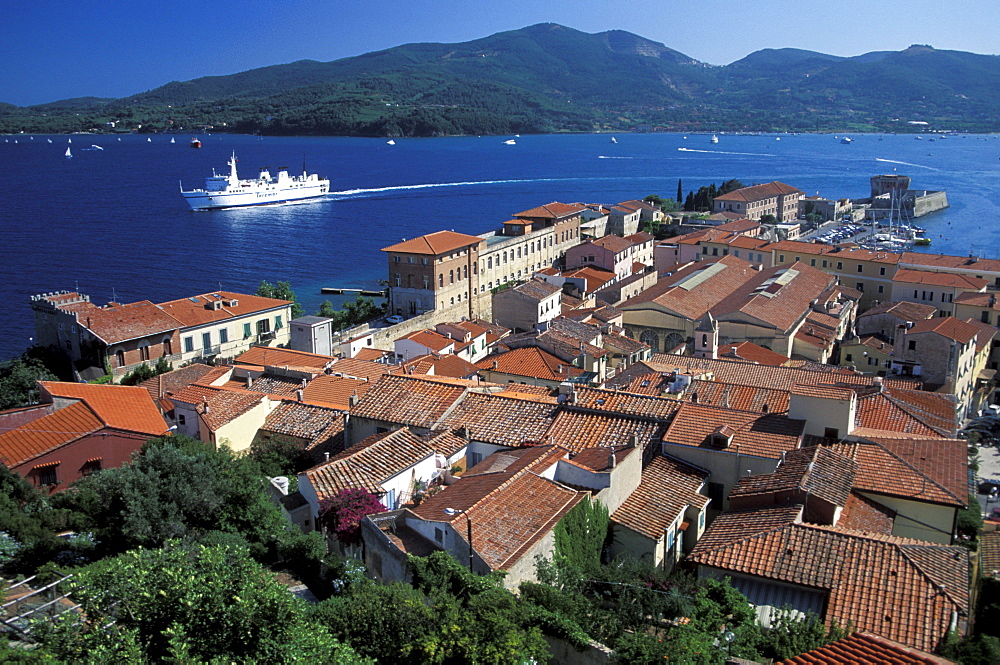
[39,382,167,435]
[954,291,1000,310]
[0,401,104,467]
[611,454,709,540]
[900,251,1000,274]
[662,402,804,460]
[729,446,857,509]
[906,316,980,344]
[572,387,680,420]
[350,374,467,429]
[235,346,334,369]
[778,631,952,664]
[328,357,402,382]
[399,329,456,352]
[139,363,218,400]
[623,255,757,321]
[301,375,372,410]
[261,401,344,451]
[589,235,634,253]
[403,354,481,379]
[711,262,835,333]
[721,341,788,366]
[436,392,557,446]
[514,201,586,219]
[156,291,290,328]
[413,470,585,570]
[838,492,896,535]
[305,428,437,499]
[477,347,585,382]
[74,300,180,344]
[892,269,988,289]
[689,514,969,653]
[547,410,668,455]
[713,181,803,203]
[858,300,938,321]
[381,230,483,255]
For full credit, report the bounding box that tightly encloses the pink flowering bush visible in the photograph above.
[318,488,385,545]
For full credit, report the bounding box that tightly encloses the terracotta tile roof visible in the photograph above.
[954,291,1000,310]
[305,428,437,499]
[403,354,481,379]
[681,379,791,413]
[413,470,585,570]
[858,300,938,321]
[713,181,803,202]
[791,383,856,400]
[855,389,955,438]
[510,279,561,300]
[622,256,756,321]
[301,375,372,410]
[624,231,655,244]
[425,429,469,458]
[0,401,104,467]
[436,392,557,446]
[602,332,649,356]
[838,492,896,535]
[235,346,334,370]
[662,402,804,460]
[892,269,988,290]
[778,631,953,664]
[477,347,585,382]
[720,341,789,366]
[353,347,388,362]
[199,390,266,432]
[589,235,634,253]
[139,363,217,400]
[569,444,640,472]
[328,357,402,382]
[730,446,857,508]
[39,382,167,435]
[900,251,1000,274]
[611,454,709,540]
[767,240,839,256]
[156,291,290,328]
[546,317,601,343]
[398,329,455,352]
[851,334,893,353]
[464,445,567,477]
[827,439,965,507]
[982,531,1000,578]
[547,410,668,454]
[350,374,467,429]
[381,230,483,255]
[561,266,617,291]
[74,300,180,344]
[514,201,587,219]
[689,514,970,653]
[906,316,980,344]
[711,262,835,333]
[860,437,968,506]
[494,385,558,401]
[716,218,761,234]
[571,387,680,420]
[261,402,344,451]
[247,374,305,398]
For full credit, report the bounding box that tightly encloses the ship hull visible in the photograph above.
[182,183,329,210]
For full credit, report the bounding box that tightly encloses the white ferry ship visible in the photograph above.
[180,153,329,210]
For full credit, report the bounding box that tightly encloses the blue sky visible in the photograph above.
[4,0,996,106]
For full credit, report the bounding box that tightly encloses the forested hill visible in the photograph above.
[3,24,1000,135]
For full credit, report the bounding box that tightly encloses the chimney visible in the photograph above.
[301,378,307,388]
[629,434,638,448]
[272,476,289,495]
[570,389,578,405]
[492,360,499,370]
[873,376,884,393]
[460,426,470,440]
[202,399,210,414]
[608,449,616,469]
[324,452,330,462]
[246,375,253,389]
[349,393,360,407]
[296,389,304,402]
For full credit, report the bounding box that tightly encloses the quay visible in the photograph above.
[321,287,386,297]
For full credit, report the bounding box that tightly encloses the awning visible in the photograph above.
[85,457,103,463]
[978,368,997,382]
[32,460,60,469]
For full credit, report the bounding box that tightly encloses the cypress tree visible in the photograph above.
[677,179,683,204]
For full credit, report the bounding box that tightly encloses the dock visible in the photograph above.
[320,287,386,297]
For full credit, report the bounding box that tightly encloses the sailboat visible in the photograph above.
[47,138,52,143]
[610,136,618,144]
[170,137,175,144]
[386,139,395,145]
[65,146,72,159]
[68,138,72,144]
[147,137,152,143]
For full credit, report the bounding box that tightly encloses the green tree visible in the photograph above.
[760,213,778,224]
[552,496,608,578]
[677,179,683,205]
[55,435,289,559]
[758,609,850,660]
[0,354,57,410]
[39,542,366,663]
[256,279,304,318]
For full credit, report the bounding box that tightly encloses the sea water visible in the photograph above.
[1,131,999,361]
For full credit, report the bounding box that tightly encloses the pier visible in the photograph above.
[320,287,386,297]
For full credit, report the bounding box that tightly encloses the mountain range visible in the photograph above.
[3,23,999,135]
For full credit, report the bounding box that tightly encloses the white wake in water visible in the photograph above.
[875,158,940,171]
[328,177,573,198]
[678,147,775,157]
[598,156,635,159]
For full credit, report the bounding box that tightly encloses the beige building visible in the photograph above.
[890,269,988,317]
[712,181,804,222]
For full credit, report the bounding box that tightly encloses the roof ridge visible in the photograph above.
[853,438,962,505]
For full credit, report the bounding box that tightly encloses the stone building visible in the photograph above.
[712,181,804,222]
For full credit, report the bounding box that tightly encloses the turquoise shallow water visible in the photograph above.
[2,131,999,360]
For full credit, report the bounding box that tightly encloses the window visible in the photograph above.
[707,482,725,510]
[822,260,828,268]
[810,258,816,266]
[163,339,172,355]
[81,459,102,476]
[202,332,211,349]
[877,285,884,294]
[845,353,853,362]
[219,328,228,344]
[438,274,443,287]
[856,283,864,292]
[115,348,125,367]
[824,427,839,439]
[908,340,916,351]
[983,311,992,324]
[37,465,58,487]
[274,315,283,330]
[857,264,863,273]
[243,322,252,338]
[434,527,444,543]
[178,414,186,426]
[778,254,785,263]
[183,337,194,353]
[139,345,150,361]
[879,267,886,276]
[837,262,843,270]
[257,319,270,335]
[449,270,454,284]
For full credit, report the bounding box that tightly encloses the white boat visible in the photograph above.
[65,147,72,159]
[47,138,52,143]
[386,139,395,145]
[503,139,516,145]
[610,136,617,144]
[841,137,853,144]
[180,152,330,210]
[147,137,151,143]
[710,134,719,144]
[170,137,175,144]
[68,138,71,144]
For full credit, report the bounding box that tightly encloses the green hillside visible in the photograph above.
[3,24,999,135]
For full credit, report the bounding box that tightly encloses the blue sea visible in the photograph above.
[2,131,1000,361]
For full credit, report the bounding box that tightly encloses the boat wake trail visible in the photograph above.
[678,147,775,157]
[875,158,940,171]
[598,156,635,159]
[328,177,576,198]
